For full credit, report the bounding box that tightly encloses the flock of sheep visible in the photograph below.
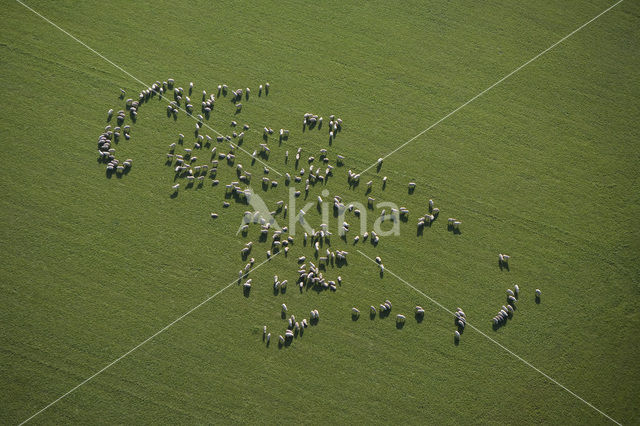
[262,305,321,347]
[98,82,166,175]
[97,78,541,348]
[492,285,541,329]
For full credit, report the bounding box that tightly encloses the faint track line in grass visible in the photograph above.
[15,0,282,176]
[357,0,625,175]
[357,249,622,425]
[17,251,281,425]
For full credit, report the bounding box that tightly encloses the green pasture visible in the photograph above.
[1,0,638,423]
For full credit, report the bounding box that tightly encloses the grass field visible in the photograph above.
[1,0,639,423]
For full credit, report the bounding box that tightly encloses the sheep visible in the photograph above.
[282,303,288,313]
[172,183,180,190]
[507,289,514,297]
[266,333,271,344]
[352,307,360,317]
[279,335,285,344]
[396,314,406,323]
[514,284,520,298]
[454,330,460,341]
[535,288,541,297]
[370,305,377,315]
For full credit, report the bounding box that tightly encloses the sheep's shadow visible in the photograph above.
[499,260,510,271]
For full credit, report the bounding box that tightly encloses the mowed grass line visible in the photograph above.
[1,0,638,423]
